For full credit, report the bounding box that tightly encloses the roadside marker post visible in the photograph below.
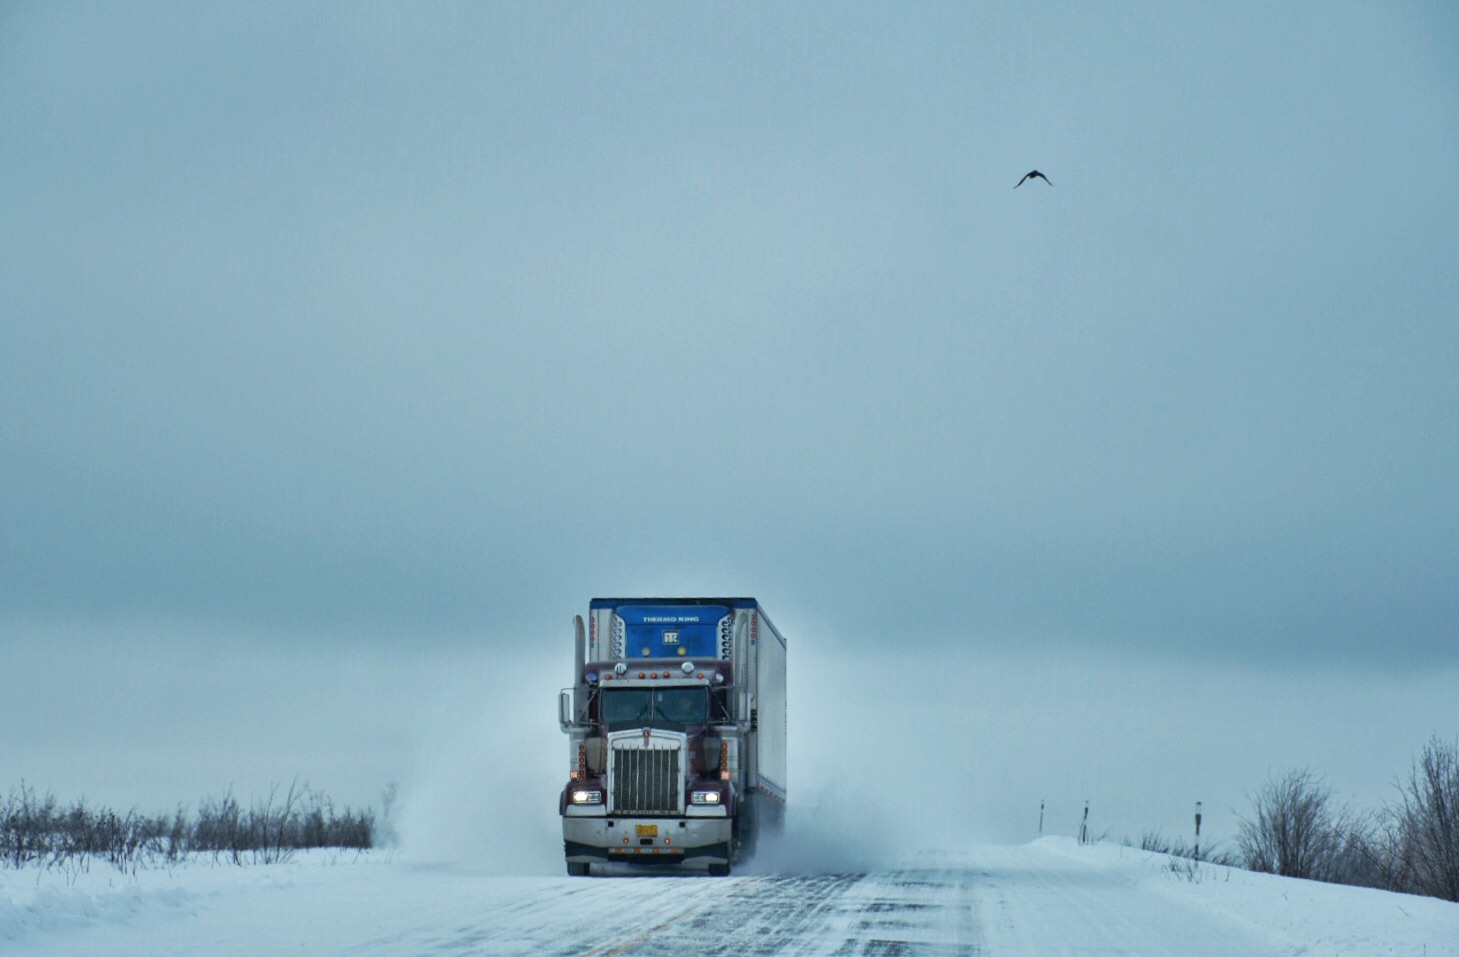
[1194,802,1203,862]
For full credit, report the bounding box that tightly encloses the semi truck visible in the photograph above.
[558,597,787,876]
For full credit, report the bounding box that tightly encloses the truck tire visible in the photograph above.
[566,861,590,877]
[707,863,731,877]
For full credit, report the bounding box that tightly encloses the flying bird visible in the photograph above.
[1015,170,1052,188]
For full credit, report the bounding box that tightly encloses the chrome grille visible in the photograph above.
[611,746,680,815]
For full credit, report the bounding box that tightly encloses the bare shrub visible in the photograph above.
[1141,829,1188,856]
[1324,812,1387,890]
[193,791,248,863]
[3,781,375,873]
[1386,736,1459,902]
[0,785,178,877]
[1237,768,1350,881]
[256,781,301,864]
[1,784,58,868]
[1139,828,1238,867]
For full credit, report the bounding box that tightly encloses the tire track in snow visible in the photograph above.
[587,874,865,957]
[574,869,985,957]
[812,867,984,957]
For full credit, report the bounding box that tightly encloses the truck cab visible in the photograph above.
[558,598,785,876]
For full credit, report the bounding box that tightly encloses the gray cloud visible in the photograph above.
[3,2,1457,669]
[3,2,1457,836]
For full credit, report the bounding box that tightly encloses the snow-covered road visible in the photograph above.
[5,839,1457,956]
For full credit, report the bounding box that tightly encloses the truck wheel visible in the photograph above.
[707,863,730,877]
[566,861,590,877]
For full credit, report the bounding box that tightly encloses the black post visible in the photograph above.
[1079,801,1089,845]
[1038,800,1045,837]
[1194,801,1203,862]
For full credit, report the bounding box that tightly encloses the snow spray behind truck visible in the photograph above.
[558,598,786,876]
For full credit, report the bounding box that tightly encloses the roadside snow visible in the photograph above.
[0,866,199,942]
[1035,837,1459,957]
[0,851,375,948]
[0,880,185,942]
[2,842,1455,956]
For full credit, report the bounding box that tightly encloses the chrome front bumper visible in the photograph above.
[563,816,732,864]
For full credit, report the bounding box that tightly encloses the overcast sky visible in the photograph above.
[2,3,1456,852]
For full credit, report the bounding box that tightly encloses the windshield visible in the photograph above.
[601,687,709,729]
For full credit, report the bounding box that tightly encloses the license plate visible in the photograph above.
[635,824,658,838]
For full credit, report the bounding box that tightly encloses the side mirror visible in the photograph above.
[558,688,574,731]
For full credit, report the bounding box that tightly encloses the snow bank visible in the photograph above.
[0,850,377,949]
[1034,837,1459,957]
[0,871,193,942]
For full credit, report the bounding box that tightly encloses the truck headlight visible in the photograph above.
[690,790,721,805]
[571,789,603,804]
